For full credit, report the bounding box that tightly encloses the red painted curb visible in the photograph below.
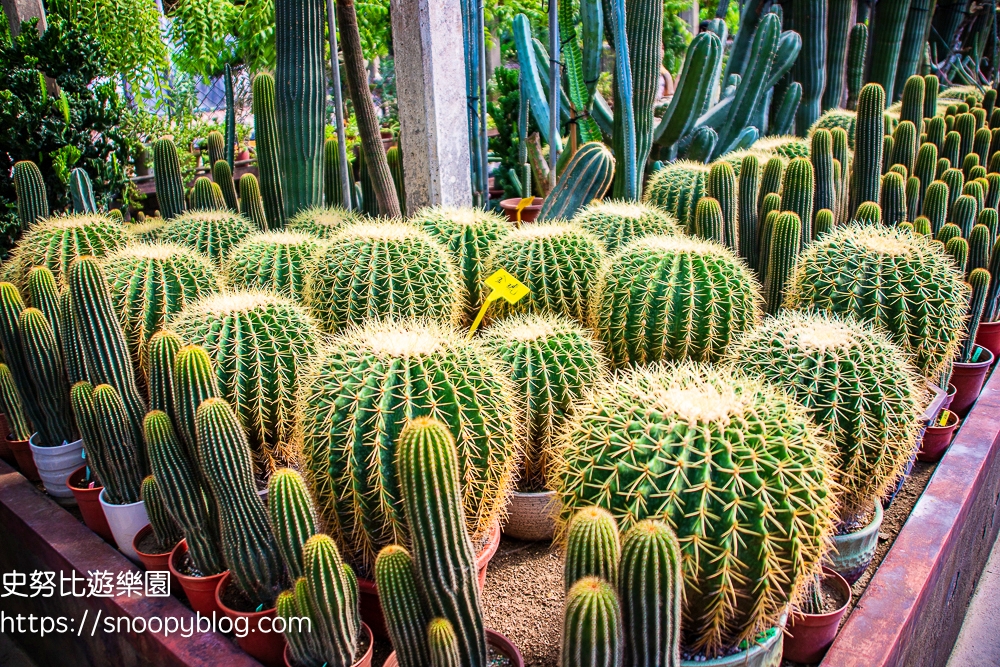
[0,459,262,667]
[821,367,1000,667]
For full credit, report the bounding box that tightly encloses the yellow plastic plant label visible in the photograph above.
[467,269,529,339]
[515,197,534,223]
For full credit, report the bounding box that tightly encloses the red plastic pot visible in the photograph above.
[500,197,543,224]
[383,628,524,667]
[918,410,960,462]
[488,187,506,201]
[783,568,852,664]
[941,383,957,414]
[358,519,502,637]
[0,414,14,464]
[975,320,1000,361]
[282,622,373,667]
[215,572,286,667]
[169,539,227,618]
[133,524,175,572]
[8,433,39,481]
[66,465,115,544]
[951,346,994,417]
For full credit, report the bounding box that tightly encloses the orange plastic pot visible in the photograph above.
[169,539,227,617]
[784,568,852,663]
[133,524,174,572]
[383,628,523,667]
[8,433,39,481]
[66,465,115,544]
[283,622,373,667]
[215,572,286,667]
[500,197,543,223]
[358,519,502,637]
[951,346,994,417]
[0,414,14,464]
[975,320,1000,361]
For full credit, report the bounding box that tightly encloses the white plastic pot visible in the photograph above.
[503,490,559,541]
[99,489,148,562]
[29,434,84,501]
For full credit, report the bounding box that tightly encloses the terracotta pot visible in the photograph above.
[8,433,39,481]
[503,490,559,541]
[66,465,115,544]
[0,414,14,464]
[383,628,524,667]
[133,524,175,572]
[975,320,1000,361]
[783,568,852,663]
[237,150,251,161]
[951,346,994,417]
[215,572,286,667]
[488,187,506,201]
[358,519,502,637]
[918,410,960,462]
[500,197,543,224]
[283,622,373,667]
[941,383,957,413]
[826,501,883,584]
[169,540,227,617]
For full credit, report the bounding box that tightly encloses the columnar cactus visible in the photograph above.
[196,397,284,605]
[287,206,359,239]
[969,224,992,274]
[70,168,98,214]
[153,139,187,220]
[277,589,319,667]
[923,180,950,233]
[191,177,225,211]
[960,268,991,362]
[375,545,431,667]
[728,311,922,521]
[324,139,351,208]
[5,214,128,291]
[593,236,761,366]
[705,162,738,251]
[851,84,886,213]
[212,160,240,213]
[301,534,360,664]
[924,74,940,118]
[296,318,519,570]
[303,221,462,333]
[892,121,918,174]
[397,417,488,667]
[486,223,607,325]
[782,157,815,245]
[224,232,320,301]
[147,330,180,416]
[410,206,512,324]
[812,130,837,227]
[564,506,621,592]
[561,577,623,667]
[169,291,321,476]
[171,345,221,459]
[18,307,77,447]
[159,211,254,264]
[81,383,145,504]
[141,475,183,552]
[694,197,725,244]
[619,520,683,667]
[881,171,908,226]
[551,362,837,656]
[268,468,318,580]
[102,244,220,373]
[738,155,761,268]
[573,201,680,255]
[763,211,802,315]
[899,75,925,134]
[0,364,31,440]
[253,73,286,230]
[951,194,979,237]
[13,160,49,227]
[644,161,710,232]
[239,173,269,231]
[481,314,606,489]
[785,223,970,377]
[145,409,225,575]
[428,618,462,667]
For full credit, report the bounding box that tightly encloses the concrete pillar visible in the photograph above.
[1,0,46,37]
[390,0,473,209]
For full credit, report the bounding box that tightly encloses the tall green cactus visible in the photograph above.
[706,162,738,252]
[302,534,359,664]
[738,155,761,268]
[171,345,221,463]
[694,197,725,244]
[924,75,939,118]
[375,545,431,667]
[923,180,950,233]
[70,168,98,214]
[268,468,318,581]
[812,130,837,229]
[557,0,602,144]
[845,24,868,110]
[608,0,637,200]
[869,0,910,99]
[892,121,918,174]
[13,160,49,227]
[881,171,908,226]
[239,174,268,231]
[398,417,488,667]
[946,237,969,275]
[851,84,887,213]
[961,268,991,362]
[654,32,722,155]
[141,475,183,552]
[782,157,815,245]
[190,177,225,211]
[153,140,187,220]
[0,364,31,441]
[823,0,855,110]
[968,223,991,274]
[88,383,145,504]
[252,73,286,230]
[323,139,351,209]
[18,307,77,448]
[899,76,925,134]
[206,131,225,168]
[790,0,826,133]
[564,506,621,592]
[147,331,180,417]
[763,211,801,314]
[196,397,284,606]
[562,577,624,667]
[212,161,240,213]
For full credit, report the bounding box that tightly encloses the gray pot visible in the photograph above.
[503,490,559,541]
[826,500,884,584]
[680,616,785,667]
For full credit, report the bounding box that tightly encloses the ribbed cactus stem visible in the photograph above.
[268,468,318,581]
[398,417,488,667]
[739,155,760,268]
[923,180,949,233]
[815,208,835,237]
[968,223,991,274]
[191,177,225,211]
[850,84,886,213]
[153,140,187,220]
[70,168,98,213]
[764,212,801,315]
[145,410,224,575]
[962,268,991,362]
[845,24,868,110]
[790,0,826,133]
[18,307,77,448]
[706,162,738,251]
[428,618,462,667]
[561,577,624,667]
[92,384,145,504]
[141,475,182,551]
[375,545,431,667]
[13,160,49,227]
[892,121,918,174]
[619,520,682,667]
[172,345,221,461]
[565,506,621,592]
[881,171,908,226]
[782,158,815,245]
[694,197,726,244]
[812,130,837,228]
[0,364,31,440]
[239,174,269,231]
[212,160,240,213]
[252,73,286,229]
[302,534,359,664]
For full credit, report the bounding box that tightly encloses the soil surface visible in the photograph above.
[815,575,850,614]
[135,529,175,556]
[220,579,260,613]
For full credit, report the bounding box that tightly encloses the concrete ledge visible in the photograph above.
[822,367,1000,667]
[0,459,260,667]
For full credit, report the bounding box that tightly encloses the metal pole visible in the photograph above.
[327,0,353,210]
[548,0,560,189]
[478,0,490,204]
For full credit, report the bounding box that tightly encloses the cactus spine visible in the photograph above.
[562,577,624,667]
